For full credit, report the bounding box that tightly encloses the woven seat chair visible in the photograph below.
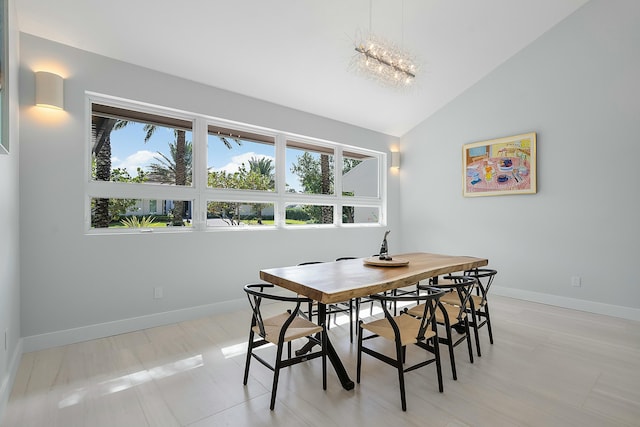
[464,268,498,356]
[440,268,497,356]
[406,276,476,380]
[357,287,445,411]
[243,283,327,410]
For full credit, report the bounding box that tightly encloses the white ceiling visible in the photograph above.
[16,0,589,137]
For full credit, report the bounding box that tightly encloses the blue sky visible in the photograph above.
[108,122,304,190]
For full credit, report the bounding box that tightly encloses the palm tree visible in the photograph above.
[148,141,193,184]
[91,109,241,227]
[141,127,188,225]
[91,117,130,227]
[247,156,275,224]
[320,154,332,223]
[248,156,275,187]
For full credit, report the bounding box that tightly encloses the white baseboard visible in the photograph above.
[492,286,640,322]
[22,298,247,353]
[18,288,639,354]
[0,337,23,424]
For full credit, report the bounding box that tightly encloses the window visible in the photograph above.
[206,200,275,227]
[207,125,276,192]
[343,206,380,225]
[285,204,334,226]
[342,153,379,198]
[286,140,334,195]
[86,93,386,232]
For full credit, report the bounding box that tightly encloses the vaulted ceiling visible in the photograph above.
[16,0,589,136]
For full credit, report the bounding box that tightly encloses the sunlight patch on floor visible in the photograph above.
[58,354,204,408]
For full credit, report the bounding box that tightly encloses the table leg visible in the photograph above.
[295,302,355,390]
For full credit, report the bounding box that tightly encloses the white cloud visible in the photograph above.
[111,150,158,175]
[213,152,275,173]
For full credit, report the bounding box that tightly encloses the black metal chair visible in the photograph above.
[243,283,327,410]
[357,287,445,411]
[300,261,355,342]
[464,268,498,356]
[407,275,476,380]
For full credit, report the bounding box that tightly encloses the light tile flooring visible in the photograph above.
[3,295,640,427]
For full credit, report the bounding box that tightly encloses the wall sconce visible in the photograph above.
[391,151,400,169]
[35,71,64,110]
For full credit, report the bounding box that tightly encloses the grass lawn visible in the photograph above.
[109,219,312,228]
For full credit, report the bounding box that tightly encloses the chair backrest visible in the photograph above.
[423,276,477,323]
[335,257,357,261]
[243,283,313,339]
[464,268,497,305]
[298,261,324,266]
[370,287,445,341]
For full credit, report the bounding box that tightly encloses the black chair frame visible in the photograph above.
[357,287,445,411]
[243,283,327,410]
[419,275,477,380]
[463,268,497,355]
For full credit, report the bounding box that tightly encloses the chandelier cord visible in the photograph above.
[401,0,405,47]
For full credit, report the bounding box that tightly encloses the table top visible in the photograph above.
[259,252,488,304]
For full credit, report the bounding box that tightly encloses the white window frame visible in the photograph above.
[85,92,387,234]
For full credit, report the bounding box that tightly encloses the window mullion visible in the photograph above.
[334,147,343,226]
[275,134,287,227]
[193,117,208,229]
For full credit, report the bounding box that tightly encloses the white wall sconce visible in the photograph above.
[35,71,64,110]
[391,151,400,169]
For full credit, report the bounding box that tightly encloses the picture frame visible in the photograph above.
[463,132,536,197]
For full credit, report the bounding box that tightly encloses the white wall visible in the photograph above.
[18,34,400,351]
[400,0,640,319]
[0,0,22,418]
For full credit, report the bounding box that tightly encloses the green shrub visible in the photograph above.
[285,208,311,221]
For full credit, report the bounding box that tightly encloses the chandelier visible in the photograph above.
[352,1,418,88]
[354,34,416,87]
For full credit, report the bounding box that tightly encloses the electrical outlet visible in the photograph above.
[571,276,581,287]
[154,287,164,299]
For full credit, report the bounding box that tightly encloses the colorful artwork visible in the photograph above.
[463,132,537,197]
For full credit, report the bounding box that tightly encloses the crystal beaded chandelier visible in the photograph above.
[352,0,418,88]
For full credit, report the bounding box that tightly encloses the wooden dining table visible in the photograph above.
[259,252,489,390]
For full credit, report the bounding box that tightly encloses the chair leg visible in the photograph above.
[470,308,482,357]
[355,298,361,337]
[444,323,457,380]
[322,329,327,390]
[464,317,474,364]
[432,335,444,393]
[392,290,398,316]
[484,303,494,344]
[270,342,285,410]
[349,300,354,343]
[395,342,407,411]
[356,323,363,383]
[243,329,255,385]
